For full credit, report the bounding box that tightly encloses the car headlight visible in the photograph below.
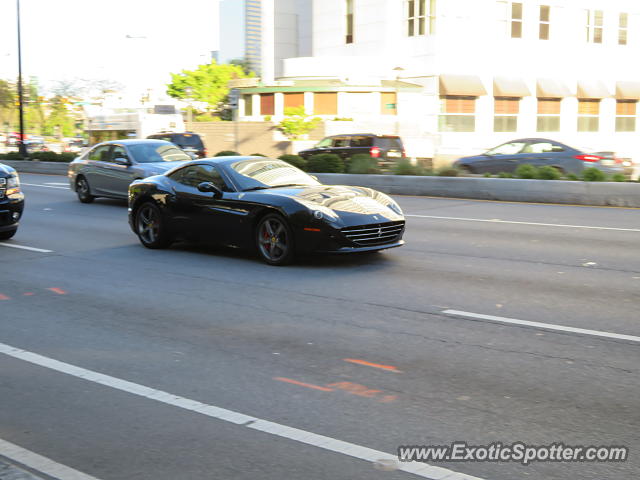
[388,201,403,215]
[311,205,339,221]
[6,175,21,195]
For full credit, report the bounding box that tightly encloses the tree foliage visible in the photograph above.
[277,107,322,140]
[166,61,251,116]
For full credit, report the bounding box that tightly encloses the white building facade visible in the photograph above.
[237,0,640,163]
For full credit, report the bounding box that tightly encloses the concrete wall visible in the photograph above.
[186,121,325,157]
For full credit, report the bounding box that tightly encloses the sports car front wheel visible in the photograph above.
[256,214,295,266]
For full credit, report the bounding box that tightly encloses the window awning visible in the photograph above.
[536,78,571,98]
[439,75,487,96]
[493,77,530,97]
[577,80,611,99]
[616,81,640,100]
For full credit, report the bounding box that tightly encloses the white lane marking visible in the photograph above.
[0,342,484,480]
[443,310,640,343]
[405,214,640,232]
[21,183,69,190]
[0,243,53,253]
[44,182,69,186]
[0,437,101,480]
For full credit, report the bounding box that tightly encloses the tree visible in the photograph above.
[166,60,251,118]
[277,106,322,140]
[43,95,76,137]
[0,80,15,130]
[229,58,255,76]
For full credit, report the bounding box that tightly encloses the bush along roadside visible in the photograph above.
[278,154,307,171]
[488,164,639,182]
[306,153,345,173]
[0,152,77,162]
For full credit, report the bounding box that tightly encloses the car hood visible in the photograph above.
[258,184,404,223]
[0,163,17,177]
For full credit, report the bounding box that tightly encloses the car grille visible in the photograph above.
[341,221,405,246]
[0,178,5,199]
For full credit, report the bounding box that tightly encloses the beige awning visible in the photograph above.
[493,77,531,97]
[536,78,571,98]
[439,75,487,96]
[577,80,611,99]
[616,81,640,100]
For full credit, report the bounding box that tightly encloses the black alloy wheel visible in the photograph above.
[76,176,95,203]
[136,202,171,249]
[256,214,295,266]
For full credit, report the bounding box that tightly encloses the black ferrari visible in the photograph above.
[128,157,405,265]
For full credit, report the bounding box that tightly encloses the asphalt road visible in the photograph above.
[0,173,638,480]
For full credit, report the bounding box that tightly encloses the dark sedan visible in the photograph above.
[128,157,405,265]
[453,138,625,176]
[68,139,192,202]
[0,163,24,240]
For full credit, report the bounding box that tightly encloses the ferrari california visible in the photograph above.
[128,157,405,265]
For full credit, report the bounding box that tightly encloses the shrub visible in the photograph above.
[214,150,241,157]
[535,166,562,180]
[278,154,307,171]
[0,152,26,160]
[565,173,579,181]
[611,173,627,182]
[392,158,428,176]
[436,166,460,177]
[277,106,322,140]
[515,163,537,179]
[484,172,493,178]
[250,153,267,157]
[581,167,606,182]
[348,154,380,174]
[307,153,344,173]
[497,172,513,178]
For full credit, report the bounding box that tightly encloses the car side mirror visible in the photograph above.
[114,157,131,165]
[197,181,223,198]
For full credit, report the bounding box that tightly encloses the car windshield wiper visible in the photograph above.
[270,183,307,188]
[243,186,271,191]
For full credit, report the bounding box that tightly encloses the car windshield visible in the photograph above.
[173,135,203,147]
[128,142,192,163]
[229,159,321,191]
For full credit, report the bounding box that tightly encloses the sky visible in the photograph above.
[0,0,244,100]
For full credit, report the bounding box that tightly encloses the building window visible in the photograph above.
[407,0,435,36]
[346,0,354,44]
[494,97,519,132]
[619,13,628,45]
[577,99,600,132]
[586,10,603,43]
[260,93,275,116]
[539,5,550,40]
[313,93,338,115]
[536,98,561,132]
[284,93,305,110]
[616,100,637,132]
[439,96,476,132]
[498,1,523,38]
[243,95,253,116]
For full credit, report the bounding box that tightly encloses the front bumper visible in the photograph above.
[0,194,25,232]
[316,240,405,254]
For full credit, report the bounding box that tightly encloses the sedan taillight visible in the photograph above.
[575,154,603,163]
[370,146,381,158]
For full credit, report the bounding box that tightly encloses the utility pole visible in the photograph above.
[16,0,28,159]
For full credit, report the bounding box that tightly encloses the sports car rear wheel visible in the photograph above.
[136,202,172,249]
[256,214,295,266]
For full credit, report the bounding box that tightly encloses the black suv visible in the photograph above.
[0,163,25,240]
[297,134,406,167]
[147,132,207,159]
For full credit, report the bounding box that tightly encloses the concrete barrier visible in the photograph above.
[3,161,639,207]
[2,160,69,176]
[314,174,640,208]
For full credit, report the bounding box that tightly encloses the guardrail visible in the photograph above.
[3,161,639,207]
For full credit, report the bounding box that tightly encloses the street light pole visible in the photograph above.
[16,0,28,159]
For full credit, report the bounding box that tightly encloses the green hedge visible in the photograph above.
[348,154,380,174]
[214,150,241,156]
[307,153,345,173]
[0,152,76,162]
[278,154,307,171]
